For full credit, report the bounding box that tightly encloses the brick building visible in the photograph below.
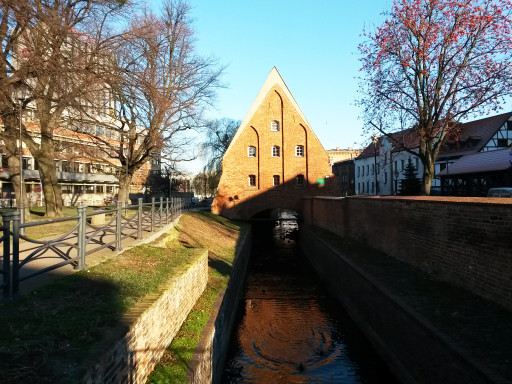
[212,68,332,219]
[0,116,158,207]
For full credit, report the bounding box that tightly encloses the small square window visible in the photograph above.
[295,145,304,157]
[507,121,512,130]
[271,121,279,131]
[273,175,280,186]
[247,146,256,157]
[272,146,280,157]
[296,174,305,187]
[248,175,256,186]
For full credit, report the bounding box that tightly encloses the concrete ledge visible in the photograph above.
[300,228,507,384]
[186,228,252,384]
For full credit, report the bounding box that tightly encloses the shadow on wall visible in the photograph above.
[212,176,340,220]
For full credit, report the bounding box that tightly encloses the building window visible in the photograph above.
[357,167,360,177]
[357,183,360,193]
[271,120,279,131]
[371,182,374,193]
[74,185,83,194]
[415,158,419,170]
[96,185,104,194]
[401,159,405,171]
[384,172,388,184]
[248,175,256,186]
[295,145,304,157]
[371,164,374,175]
[366,181,369,193]
[507,121,512,130]
[497,138,508,147]
[296,174,305,187]
[273,175,280,186]
[366,164,369,175]
[106,186,114,194]
[95,125,104,136]
[248,146,256,157]
[272,146,280,157]
[394,160,397,173]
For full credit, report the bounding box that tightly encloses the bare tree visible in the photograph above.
[200,118,239,171]
[86,0,223,204]
[0,0,125,217]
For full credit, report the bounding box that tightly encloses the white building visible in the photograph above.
[355,112,512,196]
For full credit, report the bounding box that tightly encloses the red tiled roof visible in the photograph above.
[357,129,419,159]
[439,112,512,158]
[358,112,512,160]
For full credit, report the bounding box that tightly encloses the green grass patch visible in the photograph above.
[147,212,247,383]
[0,211,245,383]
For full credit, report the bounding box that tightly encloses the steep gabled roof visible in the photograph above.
[357,129,419,159]
[439,112,512,158]
[358,112,512,160]
[224,67,323,156]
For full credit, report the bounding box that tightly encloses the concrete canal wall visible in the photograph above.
[186,228,252,384]
[300,229,503,384]
[303,196,512,311]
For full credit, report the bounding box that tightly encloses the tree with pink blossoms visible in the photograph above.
[358,0,512,195]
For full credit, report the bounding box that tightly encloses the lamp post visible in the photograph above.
[394,169,400,195]
[372,135,379,195]
[17,98,25,231]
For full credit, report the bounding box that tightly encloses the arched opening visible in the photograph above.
[250,208,301,222]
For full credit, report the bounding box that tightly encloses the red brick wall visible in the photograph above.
[212,82,332,219]
[304,196,512,311]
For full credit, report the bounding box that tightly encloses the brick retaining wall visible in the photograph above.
[186,228,252,384]
[81,249,209,384]
[303,196,512,311]
[300,229,505,383]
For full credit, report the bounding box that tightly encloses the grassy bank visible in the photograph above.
[147,212,246,383]
[0,211,246,383]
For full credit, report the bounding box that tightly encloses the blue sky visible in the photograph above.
[154,0,393,172]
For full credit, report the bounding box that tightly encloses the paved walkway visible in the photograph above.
[10,212,182,295]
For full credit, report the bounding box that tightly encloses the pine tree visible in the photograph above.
[399,159,422,195]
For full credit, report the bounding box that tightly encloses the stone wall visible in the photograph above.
[186,229,252,384]
[300,229,504,384]
[303,195,512,311]
[81,249,208,384]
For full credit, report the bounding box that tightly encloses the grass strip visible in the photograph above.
[0,210,243,383]
[147,212,247,383]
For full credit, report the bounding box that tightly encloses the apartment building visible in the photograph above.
[0,112,158,207]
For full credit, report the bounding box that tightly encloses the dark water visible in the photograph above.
[222,214,396,383]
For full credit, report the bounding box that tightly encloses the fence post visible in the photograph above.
[19,206,25,236]
[151,197,155,232]
[11,211,20,296]
[1,212,13,299]
[76,205,87,270]
[165,198,169,224]
[116,201,122,251]
[137,198,143,239]
[159,197,163,228]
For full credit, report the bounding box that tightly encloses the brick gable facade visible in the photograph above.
[212,68,332,219]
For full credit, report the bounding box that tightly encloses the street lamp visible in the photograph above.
[394,169,400,195]
[372,135,379,195]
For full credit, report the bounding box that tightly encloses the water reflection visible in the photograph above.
[223,210,395,383]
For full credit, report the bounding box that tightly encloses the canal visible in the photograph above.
[222,212,396,383]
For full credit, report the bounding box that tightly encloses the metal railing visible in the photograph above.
[0,197,189,299]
